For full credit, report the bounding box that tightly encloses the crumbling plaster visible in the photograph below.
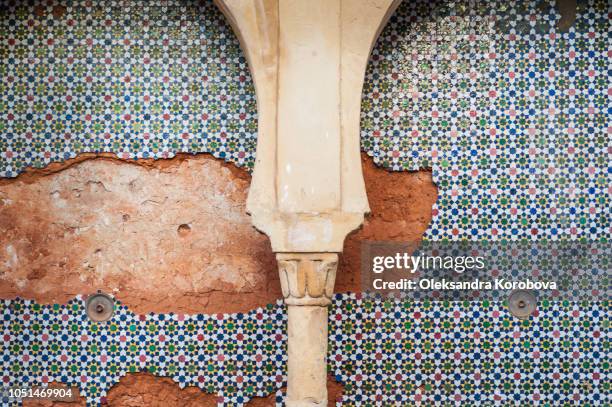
[1,1,436,405]
[0,153,436,314]
[0,154,278,314]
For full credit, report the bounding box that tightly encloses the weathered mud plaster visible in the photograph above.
[214,1,401,405]
[0,154,277,314]
[337,155,438,293]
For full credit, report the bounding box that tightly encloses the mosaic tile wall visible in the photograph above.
[0,0,257,177]
[0,0,610,406]
[1,295,609,406]
[328,294,608,405]
[337,0,610,403]
[1,297,288,406]
[361,0,610,242]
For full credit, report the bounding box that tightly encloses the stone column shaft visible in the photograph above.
[286,306,329,406]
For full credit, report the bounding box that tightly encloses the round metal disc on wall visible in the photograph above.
[507,290,537,319]
[85,292,115,322]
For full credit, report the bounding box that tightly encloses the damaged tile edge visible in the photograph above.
[0,152,253,186]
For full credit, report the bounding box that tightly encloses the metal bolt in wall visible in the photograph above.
[507,290,537,319]
[85,291,115,322]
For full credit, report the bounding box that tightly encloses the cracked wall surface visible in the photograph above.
[20,373,344,407]
[1,0,609,405]
[0,153,436,314]
[337,155,437,293]
[0,154,278,314]
[0,152,437,406]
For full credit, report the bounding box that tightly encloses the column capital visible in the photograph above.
[277,253,338,306]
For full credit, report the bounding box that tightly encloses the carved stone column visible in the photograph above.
[213,0,401,405]
[278,253,337,405]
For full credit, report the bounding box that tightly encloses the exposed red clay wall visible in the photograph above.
[337,155,437,292]
[0,154,279,314]
[22,374,344,407]
[5,154,437,406]
[0,154,435,313]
